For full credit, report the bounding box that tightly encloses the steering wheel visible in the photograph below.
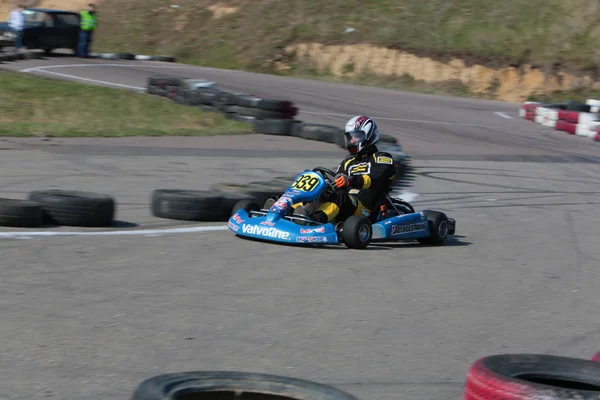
[312,167,337,182]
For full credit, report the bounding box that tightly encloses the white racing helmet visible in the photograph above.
[343,115,380,155]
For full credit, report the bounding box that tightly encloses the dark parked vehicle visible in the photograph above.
[0,8,80,54]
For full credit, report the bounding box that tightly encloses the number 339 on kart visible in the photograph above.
[290,173,320,192]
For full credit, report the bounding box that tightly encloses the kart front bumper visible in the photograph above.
[228,209,340,245]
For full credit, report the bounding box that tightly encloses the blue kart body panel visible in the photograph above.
[370,211,431,240]
[228,170,339,244]
[227,169,442,246]
[228,208,339,245]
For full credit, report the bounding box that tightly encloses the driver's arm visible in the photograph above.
[351,153,396,189]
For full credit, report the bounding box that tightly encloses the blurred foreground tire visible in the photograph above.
[463,354,600,400]
[28,190,115,227]
[131,371,360,400]
[0,198,44,227]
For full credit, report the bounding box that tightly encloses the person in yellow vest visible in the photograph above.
[76,3,97,58]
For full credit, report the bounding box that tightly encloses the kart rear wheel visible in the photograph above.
[342,216,372,249]
[231,199,261,217]
[418,210,448,245]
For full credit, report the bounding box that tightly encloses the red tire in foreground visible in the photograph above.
[592,351,600,361]
[463,354,600,400]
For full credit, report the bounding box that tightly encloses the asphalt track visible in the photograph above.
[1,56,600,400]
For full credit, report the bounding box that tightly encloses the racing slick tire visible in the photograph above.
[28,190,115,227]
[417,210,448,245]
[131,371,359,400]
[592,352,600,362]
[231,199,261,217]
[463,354,600,400]
[341,215,372,249]
[151,189,224,222]
[0,198,44,227]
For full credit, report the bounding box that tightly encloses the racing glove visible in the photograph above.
[333,173,350,189]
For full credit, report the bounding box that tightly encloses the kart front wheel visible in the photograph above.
[342,215,372,249]
[231,199,260,217]
[418,210,448,245]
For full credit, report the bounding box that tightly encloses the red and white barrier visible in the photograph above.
[592,124,600,142]
[520,98,600,143]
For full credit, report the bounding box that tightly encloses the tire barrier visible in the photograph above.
[463,353,600,400]
[0,190,116,228]
[520,99,600,142]
[0,50,175,63]
[150,189,228,222]
[131,371,360,400]
[28,190,116,227]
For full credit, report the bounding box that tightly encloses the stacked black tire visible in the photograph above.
[0,190,116,228]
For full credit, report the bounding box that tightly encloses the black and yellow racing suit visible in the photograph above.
[314,146,397,223]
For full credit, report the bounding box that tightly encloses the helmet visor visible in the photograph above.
[344,130,366,154]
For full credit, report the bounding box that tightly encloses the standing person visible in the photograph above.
[77,3,97,58]
[8,3,25,51]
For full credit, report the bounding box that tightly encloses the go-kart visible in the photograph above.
[227,167,456,249]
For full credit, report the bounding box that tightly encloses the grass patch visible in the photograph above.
[94,0,600,74]
[0,70,252,137]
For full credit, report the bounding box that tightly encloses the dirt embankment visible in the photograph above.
[283,43,598,103]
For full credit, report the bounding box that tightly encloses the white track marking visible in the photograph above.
[20,63,198,91]
[20,63,194,73]
[494,112,513,119]
[30,69,146,90]
[0,224,229,238]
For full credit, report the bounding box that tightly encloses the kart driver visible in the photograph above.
[296,115,397,224]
